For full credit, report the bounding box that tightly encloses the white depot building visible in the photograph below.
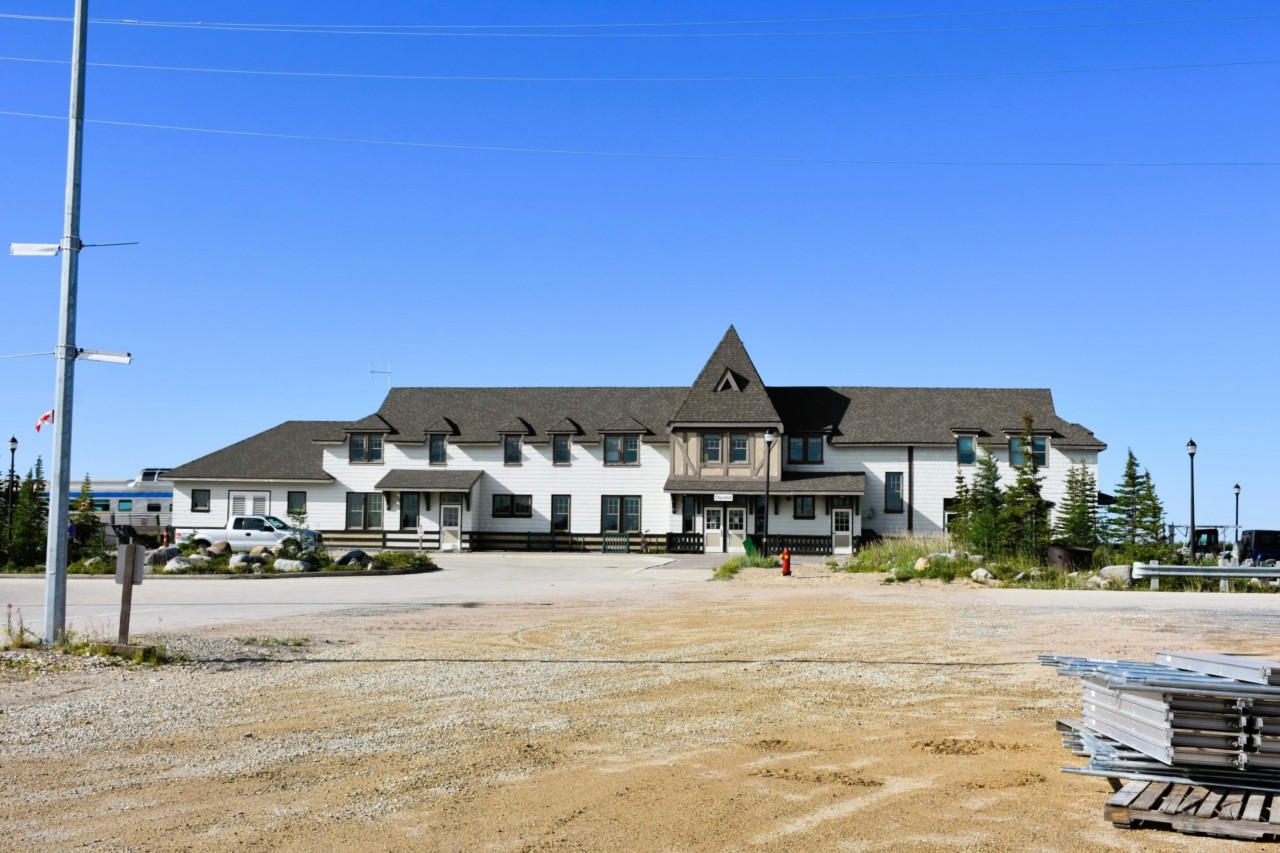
[167,327,1105,556]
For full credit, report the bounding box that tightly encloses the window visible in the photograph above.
[755,495,767,534]
[346,493,384,529]
[957,435,976,466]
[602,495,642,533]
[885,472,904,513]
[553,434,572,465]
[552,495,571,532]
[493,494,532,518]
[401,492,420,529]
[118,499,133,512]
[429,434,448,464]
[146,502,162,513]
[91,498,111,512]
[192,489,210,513]
[730,433,749,464]
[287,491,307,516]
[350,433,384,464]
[503,435,522,465]
[787,435,824,464]
[703,434,722,463]
[794,496,816,519]
[233,517,265,531]
[605,434,639,465]
[1010,436,1048,467]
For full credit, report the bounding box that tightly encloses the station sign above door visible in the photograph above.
[713,493,734,502]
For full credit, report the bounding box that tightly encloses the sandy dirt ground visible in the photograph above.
[4,561,1280,852]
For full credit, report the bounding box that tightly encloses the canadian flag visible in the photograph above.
[35,409,54,432]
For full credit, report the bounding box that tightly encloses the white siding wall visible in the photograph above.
[171,480,344,530]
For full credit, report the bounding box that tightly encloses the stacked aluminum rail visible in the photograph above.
[1045,652,1280,791]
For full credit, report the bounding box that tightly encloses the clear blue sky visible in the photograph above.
[1,1,1276,532]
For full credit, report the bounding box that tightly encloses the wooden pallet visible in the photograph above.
[1106,780,1280,841]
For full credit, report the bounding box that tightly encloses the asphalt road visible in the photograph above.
[0,553,714,639]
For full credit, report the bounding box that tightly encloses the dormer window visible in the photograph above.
[429,434,448,465]
[350,434,384,464]
[503,435,522,465]
[956,435,976,466]
[1010,436,1048,467]
[604,434,639,466]
[553,434,572,465]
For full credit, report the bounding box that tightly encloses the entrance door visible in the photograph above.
[441,503,462,551]
[727,507,746,554]
[704,507,723,553]
[833,508,854,555]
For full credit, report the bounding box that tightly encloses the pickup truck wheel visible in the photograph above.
[194,539,211,549]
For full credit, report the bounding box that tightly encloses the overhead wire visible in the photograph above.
[1,110,1275,166]
[3,53,1278,83]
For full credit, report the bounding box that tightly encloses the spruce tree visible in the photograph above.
[1002,413,1050,560]
[1104,450,1143,546]
[69,474,104,562]
[948,470,972,549]
[968,448,1004,557]
[1136,470,1166,546]
[1053,463,1098,548]
[9,458,48,568]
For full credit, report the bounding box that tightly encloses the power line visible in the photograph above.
[2,110,1276,167]
[0,1,1222,31]
[0,9,1274,39]
[4,53,1277,83]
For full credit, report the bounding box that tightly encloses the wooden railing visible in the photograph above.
[665,533,704,554]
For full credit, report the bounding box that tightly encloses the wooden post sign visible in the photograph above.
[115,543,145,644]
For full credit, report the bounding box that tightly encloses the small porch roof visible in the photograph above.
[374,469,484,492]
[664,471,865,496]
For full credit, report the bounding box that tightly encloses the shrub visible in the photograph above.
[369,551,437,572]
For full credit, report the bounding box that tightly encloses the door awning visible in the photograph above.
[374,469,483,492]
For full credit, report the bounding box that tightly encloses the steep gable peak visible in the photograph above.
[672,325,781,426]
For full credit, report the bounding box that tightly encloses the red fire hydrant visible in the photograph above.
[781,548,791,577]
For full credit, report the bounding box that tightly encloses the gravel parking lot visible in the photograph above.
[3,556,1278,851]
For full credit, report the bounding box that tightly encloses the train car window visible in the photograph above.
[118,500,133,512]
[147,503,162,512]
[91,498,110,512]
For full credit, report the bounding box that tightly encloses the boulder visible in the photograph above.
[1099,564,1133,587]
[230,553,268,568]
[163,556,192,573]
[1086,574,1106,589]
[336,549,368,567]
[250,545,272,557]
[914,557,931,571]
[274,559,309,573]
[970,567,993,582]
[968,554,985,564]
[148,546,180,567]
[187,554,211,565]
[206,541,233,558]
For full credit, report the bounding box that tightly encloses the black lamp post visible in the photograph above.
[6,436,16,548]
[1187,439,1197,562]
[763,429,775,556]
[1234,483,1241,542]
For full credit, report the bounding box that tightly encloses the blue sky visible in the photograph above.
[1,1,1276,532]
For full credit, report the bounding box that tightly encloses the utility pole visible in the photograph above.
[44,0,89,644]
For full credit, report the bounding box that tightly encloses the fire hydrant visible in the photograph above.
[781,548,791,577]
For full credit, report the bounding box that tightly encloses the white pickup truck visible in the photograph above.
[177,515,323,552]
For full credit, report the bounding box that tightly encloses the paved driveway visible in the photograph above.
[0,553,714,639]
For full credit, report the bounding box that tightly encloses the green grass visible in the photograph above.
[236,635,312,647]
[829,535,953,575]
[712,553,781,580]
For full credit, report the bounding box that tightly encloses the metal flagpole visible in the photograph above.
[44,0,90,643]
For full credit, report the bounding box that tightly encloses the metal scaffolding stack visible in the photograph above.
[1044,652,1280,790]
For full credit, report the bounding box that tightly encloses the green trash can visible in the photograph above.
[743,537,758,557]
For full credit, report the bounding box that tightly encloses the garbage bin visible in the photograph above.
[1047,545,1092,569]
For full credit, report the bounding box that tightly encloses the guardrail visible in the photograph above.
[1132,562,1280,592]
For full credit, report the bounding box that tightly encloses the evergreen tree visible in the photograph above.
[1053,463,1098,548]
[1136,470,1166,546]
[948,470,972,548]
[9,457,48,568]
[1104,450,1144,546]
[69,473,104,562]
[967,448,1004,557]
[1001,413,1050,560]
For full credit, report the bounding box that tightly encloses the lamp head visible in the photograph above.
[7,436,15,453]
[1187,439,1197,457]
[764,429,776,446]
[1235,483,1241,496]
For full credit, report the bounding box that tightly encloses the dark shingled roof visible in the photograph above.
[365,386,688,445]
[167,421,340,481]
[671,326,782,426]
[767,386,1105,449]
[374,469,484,491]
[664,471,866,495]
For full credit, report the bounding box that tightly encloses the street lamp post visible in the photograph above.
[1187,439,1197,562]
[763,429,775,556]
[6,436,16,548]
[1234,483,1241,543]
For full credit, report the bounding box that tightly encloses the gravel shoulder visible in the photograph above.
[3,561,1277,851]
